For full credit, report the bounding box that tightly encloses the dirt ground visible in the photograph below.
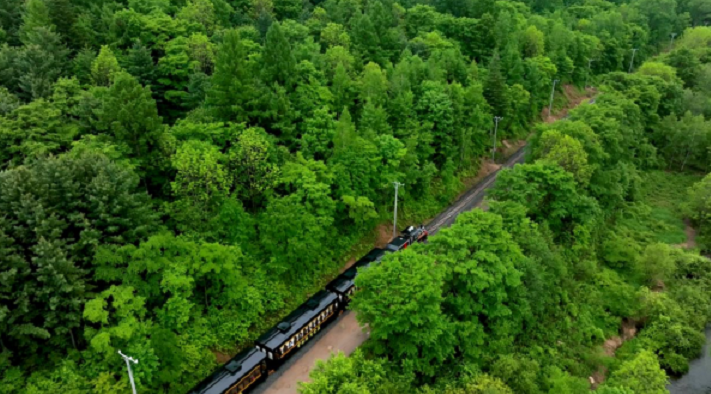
[590,319,639,388]
[541,86,596,123]
[257,312,368,394]
[680,219,698,249]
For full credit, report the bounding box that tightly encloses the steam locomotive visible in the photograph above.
[188,225,429,394]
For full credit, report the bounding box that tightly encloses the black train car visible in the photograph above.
[256,290,340,363]
[385,225,429,252]
[326,248,389,304]
[188,347,267,394]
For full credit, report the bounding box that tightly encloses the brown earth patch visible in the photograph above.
[591,319,640,389]
[373,223,394,249]
[680,219,697,249]
[212,350,232,364]
[459,159,501,192]
[541,85,597,123]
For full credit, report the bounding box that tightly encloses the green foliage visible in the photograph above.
[0,153,157,364]
[2,0,710,392]
[352,248,453,377]
[489,162,600,238]
[91,46,122,87]
[605,350,668,394]
[685,172,711,249]
[298,350,390,394]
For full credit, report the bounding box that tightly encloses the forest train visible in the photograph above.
[188,225,429,394]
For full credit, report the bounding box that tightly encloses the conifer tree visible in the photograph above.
[206,30,254,122]
[331,62,353,115]
[72,48,95,85]
[19,0,53,45]
[351,13,382,65]
[125,41,156,88]
[484,50,509,118]
[263,22,296,88]
[45,0,75,46]
[91,46,122,87]
[503,40,525,85]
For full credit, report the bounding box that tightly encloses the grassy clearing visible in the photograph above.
[617,171,702,245]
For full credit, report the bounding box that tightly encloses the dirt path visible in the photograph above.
[249,89,597,394]
[251,312,367,394]
[681,219,698,249]
[590,320,638,389]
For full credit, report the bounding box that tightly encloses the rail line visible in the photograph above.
[427,146,527,234]
[250,144,529,394]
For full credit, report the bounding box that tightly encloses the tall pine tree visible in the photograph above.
[206,30,255,122]
[484,50,509,118]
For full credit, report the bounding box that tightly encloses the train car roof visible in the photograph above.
[327,267,358,294]
[327,248,390,295]
[363,248,387,261]
[256,290,338,350]
[386,237,408,251]
[187,347,265,394]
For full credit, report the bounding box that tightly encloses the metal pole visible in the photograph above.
[548,79,559,118]
[392,182,403,239]
[628,48,638,73]
[670,33,677,51]
[118,350,139,394]
[585,58,596,89]
[491,116,503,161]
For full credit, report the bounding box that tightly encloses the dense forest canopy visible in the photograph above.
[1,0,711,392]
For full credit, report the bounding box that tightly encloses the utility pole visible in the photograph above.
[491,116,503,161]
[548,79,560,118]
[670,32,678,51]
[118,350,139,394]
[585,58,596,89]
[628,48,639,73]
[392,182,404,239]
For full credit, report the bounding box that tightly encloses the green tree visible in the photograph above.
[429,210,525,361]
[206,30,255,122]
[95,72,164,174]
[18,0,54,45]
[535,130,595,186]
[170,140,232,233]
[0,153,157,362]
[488,162,600,238]
[91,46,122,87]
[259,155,335,279]
[0,98,77,166]
[605,350,668,394]
[352,248,455,377]
[298,350,388,394]
[484,51,509,117]
[176,0,217,34]
[228,127,279,210]
[685,173,711,248]
[125,41,156,88]
[263,22,296,88]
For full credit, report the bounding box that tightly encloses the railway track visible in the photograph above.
[250,144,529,394]
[427,146,528,234]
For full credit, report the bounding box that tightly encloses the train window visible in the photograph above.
[268,352,273,359]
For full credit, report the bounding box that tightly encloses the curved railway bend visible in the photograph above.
[250,145,528,394]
